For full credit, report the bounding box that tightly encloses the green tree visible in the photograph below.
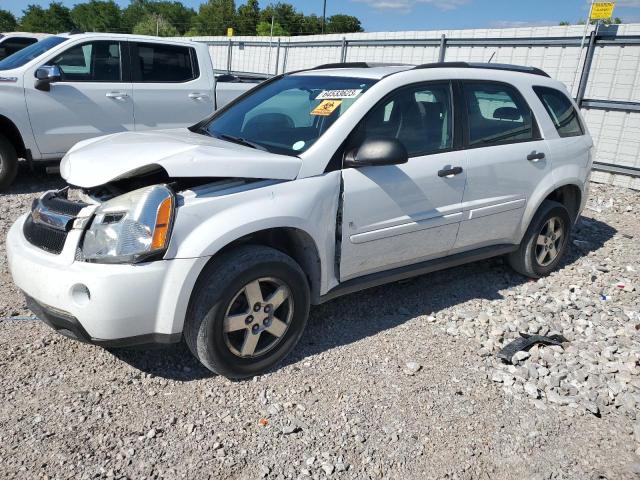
[0,9,18,32]
[192,0,236,36]
[20,3,75,33]
[299,14,322,35]
[559,21,570,26]
[256,20,287,36]
[236,0,260,35]
[71,0,121,32]
[122,0,195,35]
[326,14,362,33]
[260,3,302,35]
[133,13,178,36]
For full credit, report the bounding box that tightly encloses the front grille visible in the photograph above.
[23,190,89,255]
[40,193,87,216]
[23,214,68,254]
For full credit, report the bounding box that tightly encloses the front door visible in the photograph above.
[130,42,214,130]
[340,82,467,281]
[25,40,134,156]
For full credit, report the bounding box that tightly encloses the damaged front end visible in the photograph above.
[25,168,258,265]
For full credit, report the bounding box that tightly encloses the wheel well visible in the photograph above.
[218,228,322,302]
[0,115,26,159]
[544,184,582,223]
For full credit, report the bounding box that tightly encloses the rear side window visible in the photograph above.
[463,81,537,147]
[133,43,198,83]
[534,86,584,137]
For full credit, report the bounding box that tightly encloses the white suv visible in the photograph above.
[7,62,593,378]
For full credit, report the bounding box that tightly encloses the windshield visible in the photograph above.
[0,36,68,71]
[202,75,378,155]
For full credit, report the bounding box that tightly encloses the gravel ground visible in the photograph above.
[1,170,639,480]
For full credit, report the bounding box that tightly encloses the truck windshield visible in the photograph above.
[0,36,68,71]
[201,75,377,155]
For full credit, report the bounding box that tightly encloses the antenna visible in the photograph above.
[488,52,496,63]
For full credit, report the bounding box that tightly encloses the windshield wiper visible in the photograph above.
[217,133,267,151]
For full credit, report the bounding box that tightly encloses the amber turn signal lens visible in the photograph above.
[151,196,173,250]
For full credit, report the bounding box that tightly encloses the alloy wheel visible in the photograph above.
[535,216,565,267]
[222,277,294,358]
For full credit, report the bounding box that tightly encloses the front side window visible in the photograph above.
[201,75,377,155]
[134,43,197,83]
[464,82,537,146]
[51,41,121,82]
[349,82,453,157]
[534,86,584,138]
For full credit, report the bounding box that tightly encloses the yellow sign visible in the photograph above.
[590,2,615,20]
[227,27,234,37]
[311,100,342,116]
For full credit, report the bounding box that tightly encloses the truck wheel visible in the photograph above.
[0,135,18,191]
[184,245,310,379]
[508,200,571,279]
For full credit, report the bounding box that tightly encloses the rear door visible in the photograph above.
[452,80,550,252]
[340,81,468,281]
[25,39,134,156]
[130,42,214,130]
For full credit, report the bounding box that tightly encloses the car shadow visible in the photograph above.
[6,164,66,195]
[110,214,617,382]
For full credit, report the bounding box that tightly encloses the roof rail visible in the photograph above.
[310,62,410,70]
[413,61,550,78]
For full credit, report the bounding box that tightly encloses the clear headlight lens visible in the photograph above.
[81,185,174,264]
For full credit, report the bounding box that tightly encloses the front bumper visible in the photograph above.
[24,295,180,347]
[7,214,208,344]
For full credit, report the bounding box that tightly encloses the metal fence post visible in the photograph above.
[576,29,597,107]
[274,38,281,75]
[438,33,447,62]
[340,37,348,63]
[282,43,289,73]
[226,39,233,73]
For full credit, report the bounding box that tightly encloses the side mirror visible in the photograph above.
[34,65,61,92]
[344,137,408,168]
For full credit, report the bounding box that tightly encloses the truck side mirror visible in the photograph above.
[344,137,408,168]
[34,65,61,92]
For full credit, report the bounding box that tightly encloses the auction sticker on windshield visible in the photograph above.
[316,89,362,100]
[311,100,342,116]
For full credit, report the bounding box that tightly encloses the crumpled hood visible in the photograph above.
[60,128,302,188]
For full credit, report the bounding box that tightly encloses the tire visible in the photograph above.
[184,245,310,379]
[0,135,18,191]
[508,200,572,279]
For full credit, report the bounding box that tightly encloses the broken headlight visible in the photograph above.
[81,185,174,264]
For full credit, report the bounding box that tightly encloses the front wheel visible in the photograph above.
[184,246,310,379]
[508,200,572,278]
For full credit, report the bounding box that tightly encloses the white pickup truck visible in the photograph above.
[0,32,259,189]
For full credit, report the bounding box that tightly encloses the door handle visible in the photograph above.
[438,166,463,178]
[527,151,546,162]
[188,92,210,99]
[106,92,128,99]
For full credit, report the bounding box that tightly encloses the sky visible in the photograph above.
[3,0,640,32]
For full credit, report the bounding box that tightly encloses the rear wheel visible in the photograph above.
[0,135,18,191]
[184,246,310,379]
[508,200,571,278]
